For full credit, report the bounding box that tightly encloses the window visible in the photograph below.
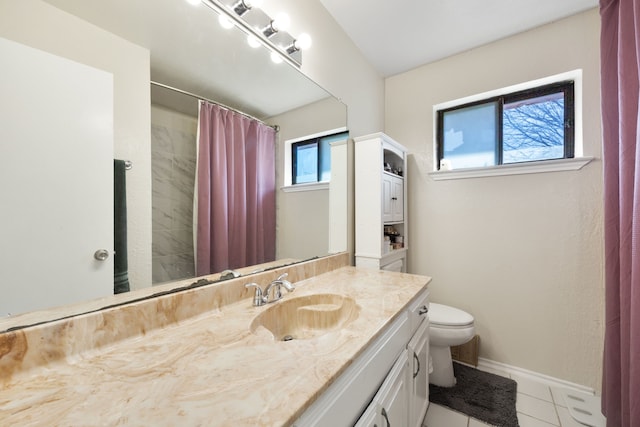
[291,131,348,185]
[437,81,574,170]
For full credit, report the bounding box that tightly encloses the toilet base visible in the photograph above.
[429,345,457,387]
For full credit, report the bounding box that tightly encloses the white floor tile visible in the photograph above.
[512,373,553,402]
[518,412,560,427]
[550,387,568,407]
[517,393,560,426]
[424,403,469,427]
[469,417,495,426]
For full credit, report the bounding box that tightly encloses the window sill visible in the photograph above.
[281,182,329,193]
[428,157,594,181]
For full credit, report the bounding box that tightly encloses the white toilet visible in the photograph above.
[428,303,475,387]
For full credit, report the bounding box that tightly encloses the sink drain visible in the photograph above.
[282,335,295,341]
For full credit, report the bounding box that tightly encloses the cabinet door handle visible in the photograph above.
[391,197,398,200]
[381,408,391,427]
[418,305,428,315]
[413,351,420,378]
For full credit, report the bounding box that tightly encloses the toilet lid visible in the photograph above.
[428,303,474,327]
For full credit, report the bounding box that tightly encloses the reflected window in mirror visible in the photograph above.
[289,130,349,186]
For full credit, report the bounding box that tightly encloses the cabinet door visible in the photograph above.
[354,403,379,427]
[378,350,409,427]
[408,320,430,427]
[382,174,393,223]
[391,176,404,222]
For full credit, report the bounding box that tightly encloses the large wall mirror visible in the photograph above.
[0,0,347,326]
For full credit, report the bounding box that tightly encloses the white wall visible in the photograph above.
[269,97,347,260]
[262,0,385,259]
[385,9,604,389]
[0,0,152,291]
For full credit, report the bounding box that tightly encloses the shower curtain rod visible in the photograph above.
[150,81,278,131]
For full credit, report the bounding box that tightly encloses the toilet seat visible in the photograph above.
[429,303,474,327]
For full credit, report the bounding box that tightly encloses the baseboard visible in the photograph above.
[476,357,597,396]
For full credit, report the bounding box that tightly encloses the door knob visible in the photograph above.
[94,249,109,261]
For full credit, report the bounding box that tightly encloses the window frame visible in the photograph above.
[282,127,348,192]
[436,81,575,169]
[430,70,591,180]
[291,139,320,185]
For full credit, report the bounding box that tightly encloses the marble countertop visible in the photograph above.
[0,266,429,426]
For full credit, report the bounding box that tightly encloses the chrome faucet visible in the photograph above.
[245,282,265,306]
[245,273,295,307]
[264,273,295,302]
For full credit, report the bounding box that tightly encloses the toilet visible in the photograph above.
[428,303,475,387]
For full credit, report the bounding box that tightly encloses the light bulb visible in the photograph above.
[295,33,312,50]
[185,0,201,5]
[270,51,283,64]
[218,14,235,29]
[247,34,261,48]
[271,12,290,32]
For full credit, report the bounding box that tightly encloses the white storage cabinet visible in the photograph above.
[355,132,408,272]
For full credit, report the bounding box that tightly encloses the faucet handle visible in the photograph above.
[274,273,295,293]
[245,282,264,306]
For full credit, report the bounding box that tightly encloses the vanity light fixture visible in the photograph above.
[247,34,261,48]
[201,0,309,67]
[286,33,312,54]
[270,51,283,64]
[218,14,235,29]
[232,0,263,16]
[262,12,290,38]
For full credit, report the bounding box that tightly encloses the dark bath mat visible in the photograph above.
[429,362,519,427]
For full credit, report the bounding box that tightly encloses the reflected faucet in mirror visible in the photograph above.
[220,269,241,280]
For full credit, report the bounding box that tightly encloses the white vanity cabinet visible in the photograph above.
[294,288,430,427]
[408,321,430,427]
[354,351,410,427]
[407,287,430,427]
[355,132,409,272]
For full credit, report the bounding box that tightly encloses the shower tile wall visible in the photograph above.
[151,105,197,283]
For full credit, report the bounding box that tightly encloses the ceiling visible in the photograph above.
[319,0,599,77]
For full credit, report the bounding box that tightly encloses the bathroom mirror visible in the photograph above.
[0,0,347,326]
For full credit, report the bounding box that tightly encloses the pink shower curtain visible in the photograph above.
[195,101,276,276]
[600,1,640,425]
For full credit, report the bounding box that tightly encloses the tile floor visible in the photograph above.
[423,365,597,427]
